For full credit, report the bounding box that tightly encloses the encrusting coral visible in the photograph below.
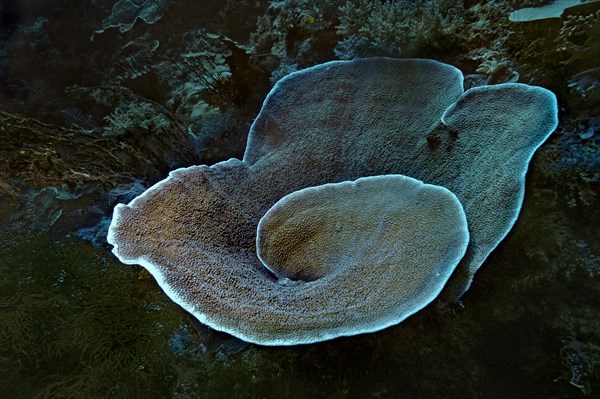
[108,58,558,345]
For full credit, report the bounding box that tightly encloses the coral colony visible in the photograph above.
[108,58,558,345]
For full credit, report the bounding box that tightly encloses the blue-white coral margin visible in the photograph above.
[440,82,559,282]
[107,166,471,345]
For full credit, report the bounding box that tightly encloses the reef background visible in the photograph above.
[0,1,598,398]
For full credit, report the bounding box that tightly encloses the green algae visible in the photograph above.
[0,232,182,399]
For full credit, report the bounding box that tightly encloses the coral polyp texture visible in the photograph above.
[107,58,558,345]
[256,175,469,290]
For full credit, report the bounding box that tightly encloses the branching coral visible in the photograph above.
[335,0,465,59]
[250,0,340,82]
[559,9,600,72]
[104,102,172,137]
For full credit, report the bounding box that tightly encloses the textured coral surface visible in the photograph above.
[108,58,557,345]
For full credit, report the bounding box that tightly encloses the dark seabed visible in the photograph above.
[1,1,598,398]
